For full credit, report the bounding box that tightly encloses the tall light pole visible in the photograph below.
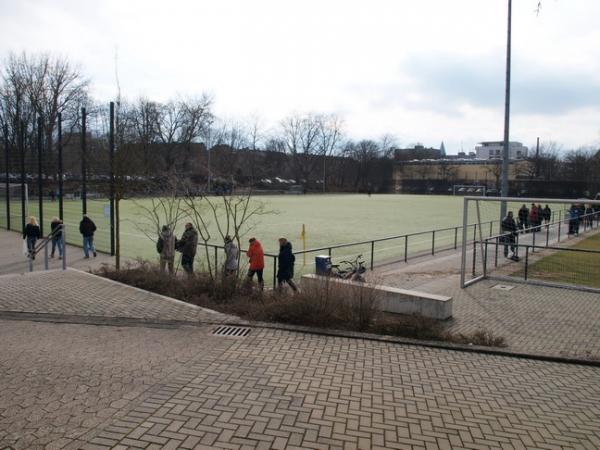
[500,0,512,219]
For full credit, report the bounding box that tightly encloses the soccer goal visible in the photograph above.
[452,184,486,196]
[460,196,600,293]
[0,183,29,229]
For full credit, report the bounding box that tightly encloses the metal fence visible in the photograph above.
[199,216,511,288]
[470,209,600,292]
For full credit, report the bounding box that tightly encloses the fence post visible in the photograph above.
[37,116,44,236]
[327,247,331,257]
[273,256,277,289]
[81,107,87,215]
[473,224,477,242]
[454,227,458,249]
[558,217,561,242]
[62,226,67,271]
[19,120,26,234]
[494,236,499,267]
[471,240,477,277]
[3,123,9,230]
[489,221,493,237]
[57,112,64,222]
[44,242,49,270]
[431,231,435,255]
[483,240,488,277]
[370,241,374,270]
[109,103,115,257]
[546,222,550,247]
[524,246,529,280]
[404,235,408,262]
[532,228,536,252]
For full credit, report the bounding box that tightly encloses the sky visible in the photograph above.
[1,0,599,154]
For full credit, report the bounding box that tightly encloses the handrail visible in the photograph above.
[27,224,66,272]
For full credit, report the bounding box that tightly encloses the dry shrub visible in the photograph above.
[447,329,507,347]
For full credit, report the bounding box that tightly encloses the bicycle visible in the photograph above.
[330,254,367,282]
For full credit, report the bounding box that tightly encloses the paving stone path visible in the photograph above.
[1,321,599,449]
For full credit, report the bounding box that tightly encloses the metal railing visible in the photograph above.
[27,225,67,272]
[471,210,600,291]
[197,216,514,288]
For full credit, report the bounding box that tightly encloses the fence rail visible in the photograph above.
[471,210,600,292]
[198,217,513,288]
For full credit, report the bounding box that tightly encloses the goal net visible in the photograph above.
[0,183,29,230]
[460,196,600,292]
[452,185,486,196]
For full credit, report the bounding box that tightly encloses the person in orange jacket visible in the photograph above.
[246,237,265,290]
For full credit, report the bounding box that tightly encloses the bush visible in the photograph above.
[96,262,505,347]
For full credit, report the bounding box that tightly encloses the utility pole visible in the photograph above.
[37,116,44,235]
[57,113,64,220]
[81,107,87,215]
[500,0,512,219]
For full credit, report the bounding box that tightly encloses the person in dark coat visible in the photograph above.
[79,215,97,258]
[177,222,198,276]
[23,216,41,259]
[277,237,298,292]
[543,205,551,224]
[501,211,518,260]
[518,204,529,230]
[50,217,63,259]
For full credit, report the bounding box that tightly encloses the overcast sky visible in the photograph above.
[1,0,599,153]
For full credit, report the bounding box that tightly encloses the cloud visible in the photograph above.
[368,52,600,116]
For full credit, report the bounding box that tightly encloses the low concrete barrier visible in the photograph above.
[301,274,453,320]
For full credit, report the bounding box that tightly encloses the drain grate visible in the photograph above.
[211,326,251,337]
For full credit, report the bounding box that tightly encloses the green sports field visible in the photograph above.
[0,194,519,276]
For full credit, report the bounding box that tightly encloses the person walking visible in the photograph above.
[568,204,579,236]
[543,204,551,224]
[23,216,41,259]
[529,204,539,232]
[177,222,198,276]
[277,237,298,292]
[246,237,265,290]
[223,235,239,276]
[79,215,97,258]
[501,211,518,260]
[157,225,176,275]
[518,204,529,231]
[585,205,594,228]
[50,217,64,259]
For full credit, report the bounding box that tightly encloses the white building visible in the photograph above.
[475,141,528,160]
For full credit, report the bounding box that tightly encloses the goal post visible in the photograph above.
[461,196,600,292]
[0,183,28,230]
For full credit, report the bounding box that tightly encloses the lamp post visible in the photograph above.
[500,0,512,219]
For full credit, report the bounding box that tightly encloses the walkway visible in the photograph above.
[0,229,115,275]
[0,270,599,449]
[374,230,600,361]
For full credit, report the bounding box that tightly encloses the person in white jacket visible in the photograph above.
[223,235,239,276]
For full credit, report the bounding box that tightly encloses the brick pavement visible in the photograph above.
[375,234,600,361]
[0,269,234,325]
[1,320,599,449]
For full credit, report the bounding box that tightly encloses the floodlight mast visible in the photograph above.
[500,0,512,219]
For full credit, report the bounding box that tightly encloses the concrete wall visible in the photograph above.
[301,274,453,320]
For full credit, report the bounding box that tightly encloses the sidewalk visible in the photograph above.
[372,229,600,360]
[0,229,115,275]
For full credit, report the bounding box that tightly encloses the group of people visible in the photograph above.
[157,223,298,291]
[517,203,551,232]
[568,203,597,236]
[22,214,98,260]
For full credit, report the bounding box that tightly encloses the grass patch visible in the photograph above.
[97,262,506,347]
[521,232,600,288]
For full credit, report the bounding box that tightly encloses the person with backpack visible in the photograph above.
[246,237,265,290]
[23,216,41,259]
[157,225,176,275]
[176,222,198,275]
[79,215,97,258]
[50,217,63,259]
[277,237,298,292]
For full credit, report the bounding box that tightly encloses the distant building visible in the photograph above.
[475,141,528,160]
[394,144,443,161]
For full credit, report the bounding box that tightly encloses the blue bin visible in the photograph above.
[315,255,332,275]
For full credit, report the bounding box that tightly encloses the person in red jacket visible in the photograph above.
[246,237,265,290]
